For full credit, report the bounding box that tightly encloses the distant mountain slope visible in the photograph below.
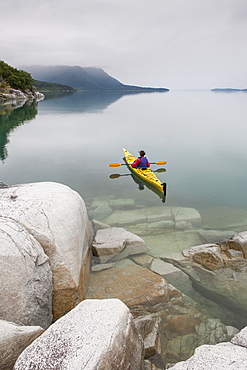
[21,65,169,92]
[211,88,247,92]
[34,79,76,92]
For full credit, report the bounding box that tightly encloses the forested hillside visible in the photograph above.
[34,80,76,92]
[0,61,34,92]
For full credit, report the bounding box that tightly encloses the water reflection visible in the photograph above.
[41,90,167,114]
[41,91,76,100]
[109,168,167,203]
[0,102,38,161]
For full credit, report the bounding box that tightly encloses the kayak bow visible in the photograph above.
[122,148,166,202]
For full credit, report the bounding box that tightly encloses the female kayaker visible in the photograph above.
[131,150,150,169]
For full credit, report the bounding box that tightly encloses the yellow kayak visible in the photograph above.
[122,148,166,202]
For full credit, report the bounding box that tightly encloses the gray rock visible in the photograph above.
[150,259,194,297]
[171,342,247,369]
[144,359,157,369]
[195,318,228,346]
[0,320,44,370]
[231,326,247,348]
[130,253,154,268]
[0,182,92,321]
[226,326,239,341]
[114,258,136,268]
[134,315,162,359]
[14,299,144,370]
[232,231,247,258]
[91,262,115,272]
[0,218,52,328]
[92,227,149,263]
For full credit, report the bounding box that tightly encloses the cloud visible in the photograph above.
[1,0,247,89]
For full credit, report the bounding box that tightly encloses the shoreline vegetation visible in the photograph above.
[33,80,76,93]
[0,61,44,102]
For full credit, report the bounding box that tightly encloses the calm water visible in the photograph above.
[1,90,247,214]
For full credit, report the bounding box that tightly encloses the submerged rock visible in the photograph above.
[91,203,113,221]
[197,229,236,244]
[91,262,116,272]
[101,206,201,229]
[130,253,154,268]
[200,206,247,231]
[86,264,179,317]
[162,232,247,321]
[109,198,136,210]
[142,231,205,257]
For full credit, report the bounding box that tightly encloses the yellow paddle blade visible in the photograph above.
[156,161,167,165]
[109,163,121,167]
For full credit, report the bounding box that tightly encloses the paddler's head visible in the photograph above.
[139,150,145,157]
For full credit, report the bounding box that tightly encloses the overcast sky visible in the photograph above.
[1,0,247,89]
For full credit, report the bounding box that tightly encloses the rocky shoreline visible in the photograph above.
[0,87,44,104]
[1,181,247,369]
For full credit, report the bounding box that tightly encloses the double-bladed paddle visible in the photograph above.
[109,160,167,167]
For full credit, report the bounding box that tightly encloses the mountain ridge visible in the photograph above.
[21,65,169,92]
[211,88,247,92]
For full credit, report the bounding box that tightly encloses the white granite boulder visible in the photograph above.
[92,227,149,263]
[171,342,247,369]
[14,299,144,370]
[0,182,92,321]
[231,326,247,347]
[0,319,44,370]
[231,231,247,258]
[0,218,52,328]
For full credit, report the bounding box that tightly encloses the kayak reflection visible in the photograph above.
[109,169,167,203]
[130,172,167,203]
